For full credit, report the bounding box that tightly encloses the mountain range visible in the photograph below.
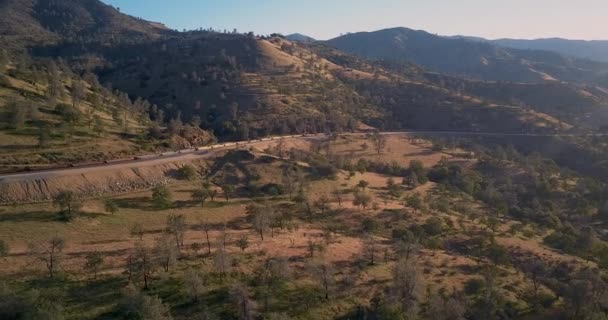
[2,0,608,166]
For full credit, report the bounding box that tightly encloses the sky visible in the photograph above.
[101,0,608,41]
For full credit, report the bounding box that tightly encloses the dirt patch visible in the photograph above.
[0,160,207,203]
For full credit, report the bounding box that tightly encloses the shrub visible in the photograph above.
[177,165,197,180]
[464,278,484,295]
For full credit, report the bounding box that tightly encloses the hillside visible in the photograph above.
[492,38,608,63]
[326,27,608,84]
[0,0,605,171]
[0,0,169,52]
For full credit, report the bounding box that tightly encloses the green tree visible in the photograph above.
[353,191,372,210]
[192,186,212,208]
[152,185,172,209]
[53,190,82,220]
[103,198,119,215]
[177,165,197,181]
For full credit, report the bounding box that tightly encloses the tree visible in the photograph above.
[152,185,173,209]
[237,235,249,252]
[166,214,187,250]
[177,165,197,181]
[256,257,291,311]
[426,295,466,320]
[331,187,343,207]
[486,243,510,266]
[307,258,335,300]
[387,177,403,199]
[522,260,546,298]
[103,198,119,215]
[252,205,273,240]
[230,283,257,320]
[353,191,372,210]
[214,244,232,283]
[370,130,387,154]
[84,251,104,279]
[0,282,65,320]
[405,193,424,213]
[29,236,65,278]
[131,223,145,240]
[183,268,205,302]
[47,61,62,102]
[155,234,177,272]
[192,186,211,208]
[313,194,331,215]
[119,284,173,320]
[199,219,213,254]
[221,185,235,201]
[71,78,86,109]
[132,242,154,289]
[409,160,428,184]
[357,180,369,190]
[389,258,423,316]
[362,234,378,265]
[53,190,82,221]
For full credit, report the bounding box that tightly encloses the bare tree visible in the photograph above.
[307,258,335,300]
[183,268,205,302]
[257,257,291,311]
[155,234,177,272]
[214,244,232,283]
[370,131,387,155]
[522,260,546,298]
[331,187,343,207]
[230,283,257,320]
[119,283,173,320]
[426,294,466,320]
[29,236,65,278]
[389,258,423,316]
[83,250,104,280]
[198,219,213,254]
[362,234,378,265]
[313,194,331,215]
[133,242,154,289]
[166,214,187,250]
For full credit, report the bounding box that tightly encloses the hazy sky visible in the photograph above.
[101,0,608,40]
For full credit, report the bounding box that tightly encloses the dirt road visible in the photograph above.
[1,130,603,182]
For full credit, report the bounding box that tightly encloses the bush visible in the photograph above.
[423,217,444,236]
[361,218,379,233]
[464,278,485,295]
[177,165,197,180]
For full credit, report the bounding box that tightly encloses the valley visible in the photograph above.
[1,1,608,320]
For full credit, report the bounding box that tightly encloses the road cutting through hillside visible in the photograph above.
[0,130,605,182]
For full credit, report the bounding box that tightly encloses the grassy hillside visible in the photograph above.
[0,54,183,170]
[1,134,607,319]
